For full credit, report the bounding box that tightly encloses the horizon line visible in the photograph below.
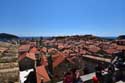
[0,32,122,37]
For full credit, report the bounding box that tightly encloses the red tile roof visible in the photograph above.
[52,52,66,68]
[117,45,125,50]
[18,52,36,61]
[36,66,50,83]
[105,48,117,55]
[58,44,64,49]
[41,55,48,66]
[18,44,31,52]
[29,47,37,54]
[48,48,57,54]
[88,45,100,53]
[79,50,87,55]
[26,52,36,60]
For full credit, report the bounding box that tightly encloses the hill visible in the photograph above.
[0,33,19,39]
[117,35,125,39]
[52,35,107,41]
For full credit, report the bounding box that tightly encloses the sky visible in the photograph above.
[0,0,125,37]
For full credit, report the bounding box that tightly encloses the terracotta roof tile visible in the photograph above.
[18,44,31,52]
[41,55,48,66]
[88,45,100,53]
[36,66,50,83]
[52,52,66,68]
[29,47,37,54]
[79,50,87,55]
[105,48,117,54]
[117,45,125,50]
[26,52,36,60]
[58,44,64,49]
[48,48,57,54]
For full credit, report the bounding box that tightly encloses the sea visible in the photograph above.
[20,36,117,40]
